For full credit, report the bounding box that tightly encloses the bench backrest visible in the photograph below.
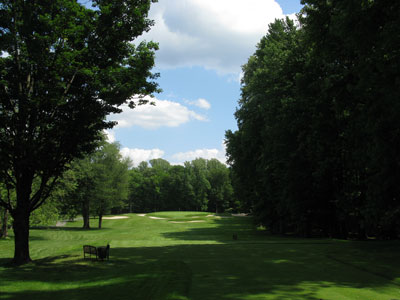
[83,245,97,255]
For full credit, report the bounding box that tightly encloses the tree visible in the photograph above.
[126,168,145,213]
[227,1,400,239]
[90,142,130,228]
[226,18,308,233]
[185,159,211,211]
[300,0,400,238]
[0,0,159,264]
[206,159,233,213]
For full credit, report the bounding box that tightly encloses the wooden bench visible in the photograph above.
[97,245,110,260]
[83,245,98,260]
[83,244,110,260]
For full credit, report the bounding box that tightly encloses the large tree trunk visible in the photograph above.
[12,171,34,265]
[82,198,90,229]
[12,209,31,264]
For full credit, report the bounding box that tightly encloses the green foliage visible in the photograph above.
[226,1,400,239]
[90,142,130,220]
[0,0,159,263]
[30,200,59,227]
[127,158,235,213]
[60,140,130,228]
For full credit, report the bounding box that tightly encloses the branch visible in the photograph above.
[26,70,34,97]
[30,175,59,212]
[61,70,78,100]
[5,171,16,186]
[0,187,13,212]
[29,175,49,211]
[0,197,10,211]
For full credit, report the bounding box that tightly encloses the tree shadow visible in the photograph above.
[30,226,109,232]
[1,243,400,300]
[2,216,400,299]
[162,216,329,245]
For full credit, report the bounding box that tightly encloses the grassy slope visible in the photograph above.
[0,212,400,300]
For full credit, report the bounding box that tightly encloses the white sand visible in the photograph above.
[169,220,206,224]
[231,213,249,217]
[137,214,147,217]
[102,216,129,220]
[149,216,166,220]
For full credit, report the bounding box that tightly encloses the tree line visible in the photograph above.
[226,0,400,239]
[127,157,236,214]
[1,139,236,233]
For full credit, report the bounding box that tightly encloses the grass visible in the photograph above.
[1,211,400,299]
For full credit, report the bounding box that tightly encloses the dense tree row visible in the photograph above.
[226,0,400,239]
[127,158,236,213]
[1,143,236,231]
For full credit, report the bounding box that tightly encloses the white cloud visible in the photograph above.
[171,142,227,165]
[104,130,116,143]
[186,98,211,110]
[109,96,207,130]
[120,147,165,167]
[139,0,286,74]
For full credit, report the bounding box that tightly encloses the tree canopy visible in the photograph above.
[226,0,400,239]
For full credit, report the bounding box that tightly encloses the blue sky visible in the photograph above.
[106,0,304,166]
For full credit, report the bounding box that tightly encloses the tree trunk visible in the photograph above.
[1,209,9,238]
[12,171,34,265]
[98,214,103,229]
[82,199,90,229]
[12,209,32,265]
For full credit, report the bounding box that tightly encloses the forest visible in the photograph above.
[225,1,400,239]
[1,139,236,233]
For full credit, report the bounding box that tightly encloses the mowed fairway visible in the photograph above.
[1,212,400,300]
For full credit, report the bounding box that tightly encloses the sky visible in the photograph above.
[106,0,304,166]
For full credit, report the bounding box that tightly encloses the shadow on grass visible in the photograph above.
[2,216,400,299]
[30,226,109,232]
[1,243,400,300]
[162,216,330,245]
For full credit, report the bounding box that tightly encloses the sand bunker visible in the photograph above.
[232,213,249,217]
[137,214,146,217]
[149,216,166,220]
[103,216,129,220]
[169,220,206,224]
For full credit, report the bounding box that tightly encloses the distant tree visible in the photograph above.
[150,158,171,171]
[90,142,130,228]
[206,159,233,213]
[0,0,159,264]
[126,168,145,213]
[127,158,234,213]
[185,159,211,211]
[61,141,130,229]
